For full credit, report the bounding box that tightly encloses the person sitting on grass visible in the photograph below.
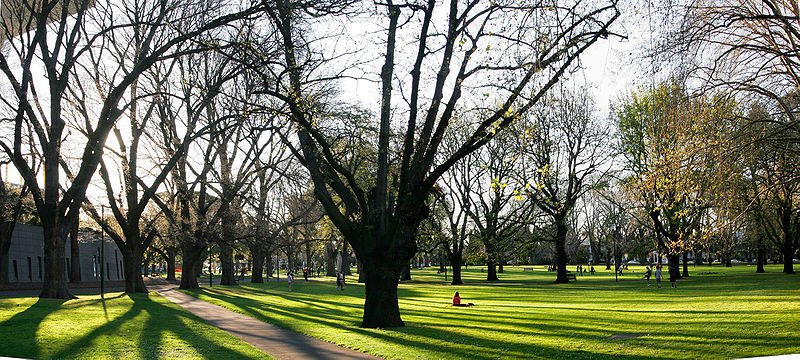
[452,291,474,307]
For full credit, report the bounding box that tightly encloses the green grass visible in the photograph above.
[183,264,800,359]
[0,291,270,359]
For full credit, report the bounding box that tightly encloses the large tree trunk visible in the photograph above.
[166,247,177,281]
[219,241,236,285]
[486,259,499,281]
[341,242,351,275]
[450,253,463,285]
[554,219,569,283]
[782,239,795,274]
[361,262,403,328]
[69,222,81,283]
[450,251,464,285]
[357,260,366,283]
[485,240,499,281]
[326,241,337,276]
[142,253,150,277]
[667,253,681,279]
[40,221,73,299]
[265,253,273,281]
[682,250,689,277]
[251,247,265,283]
[179,243,205,289]
[756,240,766,273]
[400,260,411,281]
[122,248,147,292]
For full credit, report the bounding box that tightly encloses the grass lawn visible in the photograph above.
[183,264,800,359]
[0,291,270,359]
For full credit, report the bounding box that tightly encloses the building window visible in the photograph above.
[37,257,42,280]
[12,260,18,281]
[27,257,32,282]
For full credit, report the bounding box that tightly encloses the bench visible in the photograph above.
[566,273,577,281]
[523,267,534,272]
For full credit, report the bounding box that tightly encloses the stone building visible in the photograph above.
[6,223,124,283]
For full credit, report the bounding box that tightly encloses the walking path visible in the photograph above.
[151,284,380,360]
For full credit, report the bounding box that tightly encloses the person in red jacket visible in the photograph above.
[452,292,474,306]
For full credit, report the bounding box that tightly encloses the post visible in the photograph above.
[613,225,618,283]
[100,205,105,297]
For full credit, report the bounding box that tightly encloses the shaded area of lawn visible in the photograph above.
[0,291,269,359]
[183,265,800,360]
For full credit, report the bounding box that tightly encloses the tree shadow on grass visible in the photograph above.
[0,298,66,359]
[191,287,657,360]
[46,293,265,359]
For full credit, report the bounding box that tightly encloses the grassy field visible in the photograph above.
[182,264,800,360]
[0,291,269,359]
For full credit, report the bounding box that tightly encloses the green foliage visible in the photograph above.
[0,184,38,225]
[614,82,740,253]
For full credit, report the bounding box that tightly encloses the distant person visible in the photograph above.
[590,266,595,274]
[452,291,474,307]
[655,265,663,288]
[287,272,294,291]
[669,265,680,288]
[336,272,345,290]
[642,266,652,286]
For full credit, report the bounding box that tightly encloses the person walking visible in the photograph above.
[287,271,294,291]
[655,265,663,288]
[669,265,680,288]
[336,272,345,290]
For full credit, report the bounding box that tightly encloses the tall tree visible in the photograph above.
[520,87,611,283]
[0,0,266,298]
[616,82,737,275]
[259,0,619,327]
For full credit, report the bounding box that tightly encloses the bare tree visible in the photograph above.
[258,0,619,327]
[0,0,266,298]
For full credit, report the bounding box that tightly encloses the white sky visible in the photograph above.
[1,2,654,205]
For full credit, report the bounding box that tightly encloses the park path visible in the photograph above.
[150,284,380,360]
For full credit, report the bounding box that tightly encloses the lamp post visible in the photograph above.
[613,225,619,283]
[100,205,105,297]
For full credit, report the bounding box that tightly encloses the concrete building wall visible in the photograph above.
[6,223,124,283]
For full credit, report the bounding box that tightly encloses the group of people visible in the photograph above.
[546,264,596,274]
[641,264,681,288]
[286,270,347,291]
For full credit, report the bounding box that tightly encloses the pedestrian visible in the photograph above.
[287,271,294,291]
[336,272,345,290]
[655,264,663,288]
[303,267,309,281]
[669,265,680,288]
[590,265,595,274]
[642,266,652,286]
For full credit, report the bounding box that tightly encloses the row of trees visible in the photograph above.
[2,0,798,330]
